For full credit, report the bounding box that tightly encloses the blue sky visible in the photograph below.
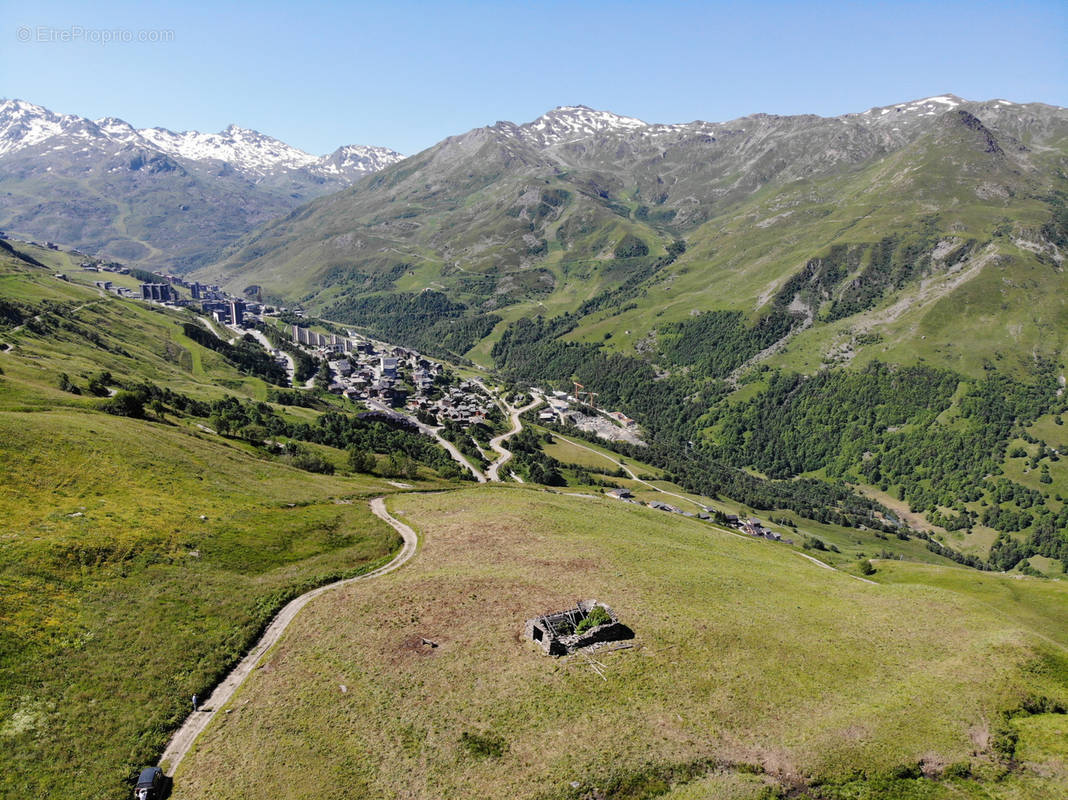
[2,0,1065,156]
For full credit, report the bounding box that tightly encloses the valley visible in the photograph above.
[2,89,1067,800]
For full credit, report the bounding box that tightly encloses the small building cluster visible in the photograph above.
[80,260,129,275]
[416,381,495,425]
[734,516,793,543]
[603,491,795,544]
[92,279,137,299]
[309,340,490,426]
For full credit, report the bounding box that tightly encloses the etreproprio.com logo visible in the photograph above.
[16,25,176,45]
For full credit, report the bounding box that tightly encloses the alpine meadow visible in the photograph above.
[2,10,1068,798]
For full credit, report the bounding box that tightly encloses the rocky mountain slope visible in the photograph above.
[204,95,1067,374]
[0,99,403,270]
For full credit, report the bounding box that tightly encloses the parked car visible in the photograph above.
[134,766,164,799]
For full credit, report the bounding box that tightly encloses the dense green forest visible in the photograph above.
[325,289,500,359]
[706,361,1068,569]
[495,310,1068,571]
[494,316,898,529]
[658,309,797,379]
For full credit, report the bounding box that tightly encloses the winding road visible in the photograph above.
[157,451,874,787]
[486,395,541,481]
[159,497,418,777]
[241,326,296,387]
[365,398,487,482]
[549,431,879,582]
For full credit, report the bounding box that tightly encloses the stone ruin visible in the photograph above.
[524,599,633,656]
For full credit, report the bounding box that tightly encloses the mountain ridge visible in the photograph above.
[0,98,404,177]
[203,94,1067,332]
[0,98,404,270]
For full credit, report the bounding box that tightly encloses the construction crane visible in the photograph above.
[570,381,598,409]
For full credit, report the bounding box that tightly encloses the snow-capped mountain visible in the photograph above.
[0,99,404,270]
[0,99,403,178]
[316,144,408,176]
[513,105,648,146]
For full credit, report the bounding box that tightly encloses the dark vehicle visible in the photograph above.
[134,767,164,800]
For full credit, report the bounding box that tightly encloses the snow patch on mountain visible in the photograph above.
[519,105,648,145]
[854,94,966,122]
[137,124,319,172]
[0,99,81,156]
[317,144,405,175]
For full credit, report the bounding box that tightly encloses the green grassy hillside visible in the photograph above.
[171,487,1068,800]
[0,245,461,798]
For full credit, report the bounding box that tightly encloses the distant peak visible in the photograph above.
[1,98,49,114]
[221,123,259,137]
[539,105,646,124]
[519,105,648,145]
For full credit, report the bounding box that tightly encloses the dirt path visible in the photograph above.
[3,297,102,340]
[794,551,877,585]
[159,496,418,777]
[548,430,708,512]
[547,431,884,588]
[486,395,541,481]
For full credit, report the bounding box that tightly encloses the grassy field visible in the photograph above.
[540,430,664,479]
[171,487,1068,800]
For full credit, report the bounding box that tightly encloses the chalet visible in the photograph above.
[649,501,682,514]
[412,369,433,390]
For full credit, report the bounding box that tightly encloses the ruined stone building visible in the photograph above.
[524,600,632,656]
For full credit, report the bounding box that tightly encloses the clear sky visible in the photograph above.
[2,0,1065,156]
